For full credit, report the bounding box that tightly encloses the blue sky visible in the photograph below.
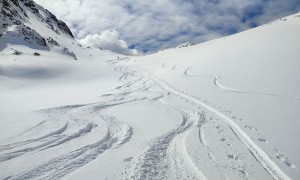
[35,0,300,55]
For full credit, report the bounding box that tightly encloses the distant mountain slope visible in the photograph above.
[1,0,74,36]
[0,0,111,60]
[0,0,73,48]
[176,42,195,48]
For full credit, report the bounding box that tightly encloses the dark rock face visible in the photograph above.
[33,52,40,56]
[2,0,10,8]
[0,0,78,60]
[0,0,74,39]
[10,0,20,7]
[57,20,74,38]
[43,9,74,38]
[1,0,21,19]
[47,10,58,23]
[177,42,195,48]
[23,0,39,14]
[47,37,60,47]
[62,47,77,60]
[21,26,47,46]
[12,49,22,55]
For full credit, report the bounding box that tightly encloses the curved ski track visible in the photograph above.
[184,67,299,101]
[0,57,297,180]
[130,63,293,180]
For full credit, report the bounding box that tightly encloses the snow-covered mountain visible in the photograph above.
[0,0,76,56]
[0,1,300,180]
[0,0,74,38]
[0,0,121,60]
[176,42,195,48]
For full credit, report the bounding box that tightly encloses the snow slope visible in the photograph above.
[1,1,300,179]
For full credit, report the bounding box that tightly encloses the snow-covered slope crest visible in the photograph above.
[177,42,195,49]
[1,0,73,37]
[0,0,82,58]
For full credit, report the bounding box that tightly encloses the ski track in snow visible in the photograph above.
[132,64,293,180]
[129,110,207,180]
[184,67,300,101]
[0,101,134,179]
[0,57,297,180]
[213,76,300,101]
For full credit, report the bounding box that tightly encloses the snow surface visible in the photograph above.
[1,8,300,180]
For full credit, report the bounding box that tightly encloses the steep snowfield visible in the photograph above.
[1,2,300,179]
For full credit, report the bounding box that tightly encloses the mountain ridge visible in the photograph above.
[0,0,83,59]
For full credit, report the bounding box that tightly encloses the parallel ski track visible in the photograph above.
[133,65,291,180]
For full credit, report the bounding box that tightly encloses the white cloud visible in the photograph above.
[79,30,138,56]
[35,0,300,53]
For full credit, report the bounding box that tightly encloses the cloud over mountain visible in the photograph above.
[35,0,300,53]
[79,30,138,56]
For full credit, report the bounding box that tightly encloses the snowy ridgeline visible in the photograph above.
[0,1,300,179]
[0,0,85,59]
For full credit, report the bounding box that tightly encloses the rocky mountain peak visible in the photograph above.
[176,42,195,49]
[0,0,78,59]
[0,0,74,41]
